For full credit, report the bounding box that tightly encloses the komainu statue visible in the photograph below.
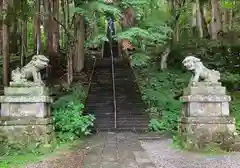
[11,55,49,85]
[182,56,220,85]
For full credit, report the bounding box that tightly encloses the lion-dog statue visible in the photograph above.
[182,56,220,85]
[11,55,49,85]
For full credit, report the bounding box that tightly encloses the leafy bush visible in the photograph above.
[52,86,95,142]
[230,93,240,132]
[134,64,190,132]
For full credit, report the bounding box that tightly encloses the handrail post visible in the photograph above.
[84,56,96,106]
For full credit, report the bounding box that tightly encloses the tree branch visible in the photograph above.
[39,12,76,42]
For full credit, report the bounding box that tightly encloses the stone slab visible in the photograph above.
[180,95,231,102]
[83,132,157,168]
[101,161,119,168]
[179,116,235,124]
[133,151,152,164]
[0,95,53,103]
[139,163,157,168]
[1,102,51,118]
[0,117,53,126]
[183,86,226,95]
[191,82,222,87]
[0,118,54,145]
[4,86,49,96]
[9,82,45,87]
[182,101,230,117]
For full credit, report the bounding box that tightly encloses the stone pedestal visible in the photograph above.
[0,83,54,146]
[179,82,237,150]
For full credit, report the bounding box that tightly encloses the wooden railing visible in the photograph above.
[84,56,97,105]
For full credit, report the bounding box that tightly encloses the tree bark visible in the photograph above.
[210,0,221,39]
[33,0,42,54]
[52,0,60,52]
[0,0,2,55]
[60,0,66,48]
[228,8,232,30]
[200,5,210,38]
[192,2,197,35]
[221,9,227,32]
[2,0,9,86]
[196,0,203,37]
[20,19,27,67]
[73,15,85,73]
[66,0,73,84]
[43,0,54,56]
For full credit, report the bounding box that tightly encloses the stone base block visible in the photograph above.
[0,117,55,145]
[179,116,237,150]
[183,84,226,95]
[1,102,51,118]
[181,97,230,117]
[4,86,49,96]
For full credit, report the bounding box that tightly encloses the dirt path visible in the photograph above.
[141,139,240,168]
[24,149,86,168]
[25,132,240,168]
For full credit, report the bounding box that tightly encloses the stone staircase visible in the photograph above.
[83,58,149,132]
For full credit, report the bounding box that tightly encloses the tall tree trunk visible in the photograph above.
[2,0,9,86]
[221,9,228,32]
[43,0,54,56]
[73,15,85,73]
[228,8,233,31]
[33,0,42,54]
[200,5,210,37]
[10,18,19,53]
[66,0,73,84]
[20,0,28,67]
[174,23,180,42]
[52,0,60,52]
[210,0,221,39]
[0,0,2,55]
[192,2,197,35]
[60,0,66,48]
[20,19,27,67]
[196,0,203,37]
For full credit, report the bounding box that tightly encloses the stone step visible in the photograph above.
[84,60,148,132]
[96,127,148,133]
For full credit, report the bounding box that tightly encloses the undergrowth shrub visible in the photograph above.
[134,64,190,132]
[230,93,240,132]
[52,86,95,142]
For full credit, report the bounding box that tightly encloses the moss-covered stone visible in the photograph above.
[0,117,55,146]
[179,83,238,151]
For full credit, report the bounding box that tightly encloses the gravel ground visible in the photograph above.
[24,149,86,168]
[140,139,240,168]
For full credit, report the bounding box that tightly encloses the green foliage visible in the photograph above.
[230,93,240,132]
[130,52,150,67]
[134,64,190,132]
[0,141,57,157]
[0,140,83,168]
[52,86,95,142]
